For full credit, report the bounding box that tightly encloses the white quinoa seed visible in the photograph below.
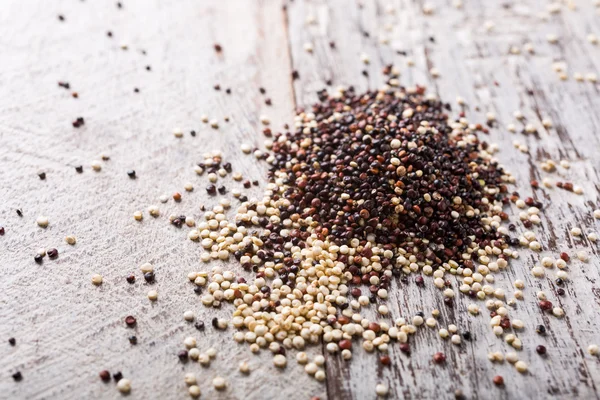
[314,355,325,366]
[273,354,287,368]
[198,353,210,365]
[532,266,545,277]
[212,376,226,390]
[305,363,318,375]
[553,307,565,317]
[506,352,518,364]
[116,378,131,393]
[184,373,196,385]
[241,144,252,154]
[375,383,389,396]
[188,385,201,398]
[315,370,326,381]
[578,251,589,262]
[239,361,250,374]
[422,3,435,14]
[184,337,197,349]
[140,263,154,273]
[207,347,217,358]
[183,311,195,321]
[147,290,158,301]
[91,274,103,285]
[148,206,160,217]
[36,216,49,228]
[188,348,200,360]
[515,360,528,373]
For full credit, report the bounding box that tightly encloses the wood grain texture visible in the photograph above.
[0,1,324,399]
[1,0,600,399]
[286,0,600,399]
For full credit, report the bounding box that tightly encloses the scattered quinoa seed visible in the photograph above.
[116,378,131,393]
[91,274,103,285]
[36,216,49,228]
[212,376,226,390]
[99,370,110,382]
[273,354,287,368]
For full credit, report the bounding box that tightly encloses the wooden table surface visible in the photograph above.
[1,0,600,399]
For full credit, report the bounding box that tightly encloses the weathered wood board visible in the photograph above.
[1,0,600,399]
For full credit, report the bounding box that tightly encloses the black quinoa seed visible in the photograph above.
[34,254,43,264]
[144,272,155,283]
[75,165,83,173]
[536,325,546,335]
[12,371,22,381]
[47,248,58,259]
[112,371,123,381]
[8,338,16,346]
[127,170,136,179]
[178,350,188,361]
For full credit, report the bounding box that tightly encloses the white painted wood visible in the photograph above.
[1,0,600,399]
[287,0,600,398]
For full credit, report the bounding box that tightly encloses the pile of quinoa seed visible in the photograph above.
[184,83,548,384]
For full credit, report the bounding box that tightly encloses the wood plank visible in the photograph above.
[286,0,600,399]
[2,0,600,399]
[0,0,326,399]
